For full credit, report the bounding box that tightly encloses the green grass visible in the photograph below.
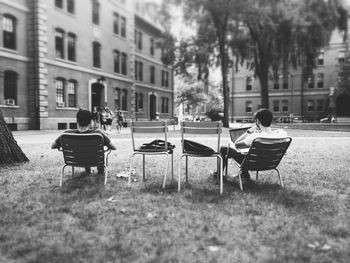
[0,128,349,262]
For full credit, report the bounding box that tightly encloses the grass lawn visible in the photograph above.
[0,128,349,262]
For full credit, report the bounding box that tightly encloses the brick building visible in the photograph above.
[0,0,174,130]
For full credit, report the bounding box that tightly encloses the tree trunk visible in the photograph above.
[0,110,29,164]
[218,31,229,128]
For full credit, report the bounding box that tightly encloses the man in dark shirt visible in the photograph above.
[51,109,116,174]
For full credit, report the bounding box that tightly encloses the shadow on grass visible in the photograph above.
[57,173,106,199]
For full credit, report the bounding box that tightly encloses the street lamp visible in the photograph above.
[290,74,294,124]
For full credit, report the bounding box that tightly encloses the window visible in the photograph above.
[161,70,169,87]
[114,88,121,109]
[282,77,288,89]
[273,100,280,112]
[338,50,345,64]
[246,76,253,91]
[3,15,16,50]
[317,99,324,112]
[150,66,155,84]
[246,101,252,113]
[55,0,63,8]
[135,30,142,50]
[92,0,100,25]
[317,73,324,88]
[55,28,65,59]
[56,78,65,107]
[92,41,101,68]
[273,82,279,90]
[317,50,324,65]
[121,16,126,37]
[113,13,119,34]
[135,61,143,81]
[135,93,143,112]
[121,89,127,110]
[4,71,17,105]
[307,100,315,112]
[161,97,168,113]
[67,80,77,107]
[150,38,155,56]
[114,50,120,73]
[282,100,289,112]
[67,0,75,14]
[307,75,314,89]
[121,53,127,75]
[67,33,76,62]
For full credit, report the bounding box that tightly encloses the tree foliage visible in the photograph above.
[158,0,347,123]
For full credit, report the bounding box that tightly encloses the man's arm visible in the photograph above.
[234,125,260,148]
[108,141,117,150]
[51,136,61,149]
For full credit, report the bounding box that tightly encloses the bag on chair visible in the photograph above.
[183,139,215,156]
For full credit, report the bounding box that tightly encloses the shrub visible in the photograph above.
[206,108,223,121]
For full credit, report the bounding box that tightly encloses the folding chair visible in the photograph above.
[128,121,174,188]
[59,133,112,186]
[232,137,292,190]
[178,121,223,195]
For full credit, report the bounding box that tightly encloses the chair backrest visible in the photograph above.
[181,121,222,153]
[60,133,105,167]
[229,127,250,142]
[241,137,292,171]
[130,121,168,151]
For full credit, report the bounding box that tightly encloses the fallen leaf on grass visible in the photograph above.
[307,242,331,251]
[146,212,157,219]
[321,244,331,251]
[207,246,220,252]
[107,196,118,202]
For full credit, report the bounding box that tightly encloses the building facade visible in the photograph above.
[230,27,350,122]
[0,0,174,130]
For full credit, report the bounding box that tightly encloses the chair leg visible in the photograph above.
[128,154,134,186]
[143,154,146,181]
[275,168,283,187]
[178,155,184,192]
[162,153,169,189]
[60,165,68,187]
[104,165,108,185]
[72,166,74,176]
[185,155,188,184]
[256,171,259,181]
[218,155,223,195]
[238,169,243,191]
[171,153,174,181]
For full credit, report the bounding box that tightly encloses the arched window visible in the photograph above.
[317,73,324,88]
[55,28,65,59]
[55,77,65,107]
[92,41,101,68]
[67,33,76,62]
[67,79,77,107]
[121,89,127,110]
[4,70,17,105]
[3,14,17,50]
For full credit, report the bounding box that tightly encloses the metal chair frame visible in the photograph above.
[59,133,111,186]
[128,121,174,188]
[178,121,223,195]
[229,137,292,190]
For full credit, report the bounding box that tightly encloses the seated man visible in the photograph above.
[51,109,116,174]
[218,108,287,181]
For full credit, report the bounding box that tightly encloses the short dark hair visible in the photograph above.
[254,108,273,127]
[76,110,92,127]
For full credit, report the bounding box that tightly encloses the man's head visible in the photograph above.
[76,110,92,127]
[254,108,273,127]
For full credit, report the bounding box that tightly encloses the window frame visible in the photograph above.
[67,32,76,62]
[55,28,65,59]
[67,79,77,108]
[4,70,18,105]
[55,77,66,107]
[92,0,100,25]
[3,14,17,50]
[92,41,101,68]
